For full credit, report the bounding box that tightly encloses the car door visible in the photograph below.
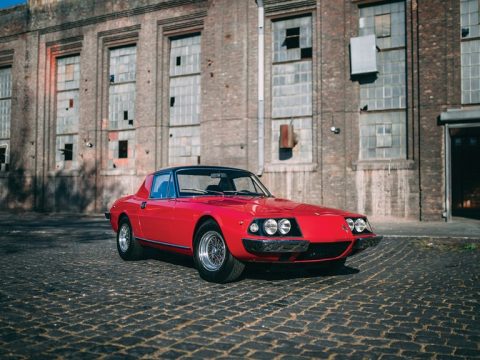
[138,172,177,244]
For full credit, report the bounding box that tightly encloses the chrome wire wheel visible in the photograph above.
[118,223,131,253]
[198,230,226,271]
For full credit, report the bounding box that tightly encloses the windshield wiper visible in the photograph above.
[223,190,265,197]
[181,188,223,195]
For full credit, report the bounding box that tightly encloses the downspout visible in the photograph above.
[444,123,451,222]
[256,0,265,176]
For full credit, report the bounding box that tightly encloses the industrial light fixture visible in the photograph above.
[330,126,340,134]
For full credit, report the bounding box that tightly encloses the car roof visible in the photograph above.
[152,165,252,176]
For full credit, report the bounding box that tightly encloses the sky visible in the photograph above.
[0,0,26,9]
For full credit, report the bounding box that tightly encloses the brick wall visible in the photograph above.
[0,0,461,220]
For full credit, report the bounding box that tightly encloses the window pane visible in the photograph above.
[359,112,406,160]
[151,173,171,199]
[375,14,391,38]
[233,177,257,193]
[0,147,5,164]
[64,143,73,161]
[118,140,128,158]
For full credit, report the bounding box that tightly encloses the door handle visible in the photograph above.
[140,201,147,209]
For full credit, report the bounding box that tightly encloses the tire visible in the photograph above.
[117,217,144,261]
[193,220,245,283]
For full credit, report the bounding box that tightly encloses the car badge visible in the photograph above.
[342,224,349,232]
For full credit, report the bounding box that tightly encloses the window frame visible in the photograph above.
[357,1,408,162]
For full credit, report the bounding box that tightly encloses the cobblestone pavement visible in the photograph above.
[0,215,479,359]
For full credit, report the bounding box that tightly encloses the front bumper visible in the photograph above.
[352,235,383,252]
[242,235,383,261]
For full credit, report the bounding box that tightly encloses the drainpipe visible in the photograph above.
[256,0,265,176]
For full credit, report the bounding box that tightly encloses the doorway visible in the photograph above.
[450,127,480,219]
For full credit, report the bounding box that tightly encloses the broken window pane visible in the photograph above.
[375,14,391,38]
[301,47,312,59]
[64,143,73,161]
[123,110,128,121]
[460,0,480,39]
[284,27,300,49]
[273,16,312,63]
[0,147,5,164]
[169,33,201,76]
[170,97,175,107]
[119,140,128,158]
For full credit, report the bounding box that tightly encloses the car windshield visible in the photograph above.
[176,168,271,197]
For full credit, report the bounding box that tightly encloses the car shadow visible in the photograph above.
[142,247,195,269]
[138,247,360,282]
[242,263,360,281]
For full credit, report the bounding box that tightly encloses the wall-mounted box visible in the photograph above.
[280,124,296,149]
[350,34,378,75]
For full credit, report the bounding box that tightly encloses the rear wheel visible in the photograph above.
[193,220,244,283]
[117,217,144,260]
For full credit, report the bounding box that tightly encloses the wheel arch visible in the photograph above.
[192,215,220,247]
[118,212,129,225]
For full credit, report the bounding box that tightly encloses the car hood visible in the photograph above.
[193,196,364,218]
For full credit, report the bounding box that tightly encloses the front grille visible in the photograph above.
[296,241,351,261]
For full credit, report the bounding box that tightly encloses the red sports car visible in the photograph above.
[106,166,382,283]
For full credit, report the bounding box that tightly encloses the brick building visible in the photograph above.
[0,0,479,221]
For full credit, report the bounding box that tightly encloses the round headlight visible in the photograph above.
[278,219,291,235]
[263,219,278,235]
[346,218,354,231]
[249,222,259,233]
[354,218,366,233]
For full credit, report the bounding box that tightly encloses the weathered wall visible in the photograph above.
[0,0,460,220]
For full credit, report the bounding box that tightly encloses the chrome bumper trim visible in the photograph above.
[135,237,190,250]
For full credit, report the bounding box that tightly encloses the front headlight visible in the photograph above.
[278,219,291,235]
[354,218,366,233]
[249,222,259,233]
[346,218,354,231]
[263,219,278,235]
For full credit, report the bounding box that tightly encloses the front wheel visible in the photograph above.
[193,220,245,283]
[117,217,144,260]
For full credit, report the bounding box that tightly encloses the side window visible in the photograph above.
[150,173,170,199]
